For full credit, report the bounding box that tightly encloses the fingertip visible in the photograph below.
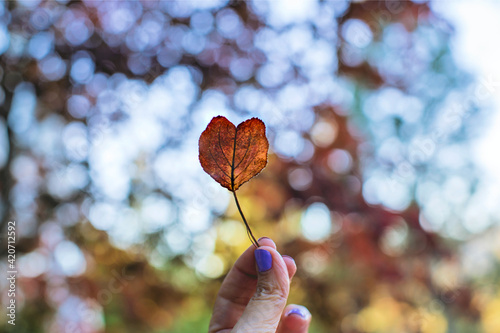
[282,255,297,279]
[285,306,310,319]
[232,240,275,278]
[286,304,310,317]
[281,305,311,332]
[257,236,276,249]
[253,245,290,287]
[254,248,272,272]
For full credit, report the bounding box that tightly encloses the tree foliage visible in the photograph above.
[0,1,494,332]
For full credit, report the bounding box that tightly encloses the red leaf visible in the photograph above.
[198,116,269,192]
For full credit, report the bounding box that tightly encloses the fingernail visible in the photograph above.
[258,236,271,242]
[282,255,295,263]
[286,308,306,319]
[254,249,272,272]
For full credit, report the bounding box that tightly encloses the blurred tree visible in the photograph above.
[0,0,493,332]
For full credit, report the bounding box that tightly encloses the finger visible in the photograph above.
[229,237,277,280]
[282,255,297,281]
[209,237,276,333]
[277,305,312,333]
[232,246,290,333]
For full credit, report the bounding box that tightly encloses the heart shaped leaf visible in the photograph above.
[199,116,269,192]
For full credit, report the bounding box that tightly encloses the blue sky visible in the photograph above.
[433,1,500,187]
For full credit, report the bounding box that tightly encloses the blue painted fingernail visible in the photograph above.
[286,308,306,318]
[254,249,272,272]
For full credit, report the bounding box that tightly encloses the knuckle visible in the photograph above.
[253,281,287,303]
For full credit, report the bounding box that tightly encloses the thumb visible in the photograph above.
[232,246,290,333]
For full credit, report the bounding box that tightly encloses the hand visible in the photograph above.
[209,237,311,333]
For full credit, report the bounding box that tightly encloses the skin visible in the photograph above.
[209,237,312,333]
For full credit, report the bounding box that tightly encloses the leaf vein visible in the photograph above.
[230,127,238,190]
[208,146,231,181]
[234,135,252,169]
[233,134,256,182]
[217,126,232,167]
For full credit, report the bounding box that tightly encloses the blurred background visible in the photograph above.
[1,0,500,332]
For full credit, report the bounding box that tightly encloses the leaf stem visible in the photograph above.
[232,190,259,248]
